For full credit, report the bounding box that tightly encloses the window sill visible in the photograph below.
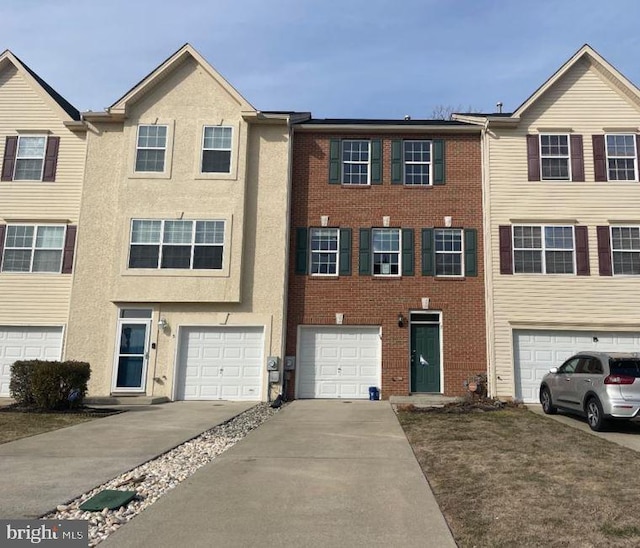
[121,269,229,278]
[128,172,172,180]
[194,173,237,181]
[433,276,467,281]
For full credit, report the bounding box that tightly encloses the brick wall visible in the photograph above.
[286,130,486,399]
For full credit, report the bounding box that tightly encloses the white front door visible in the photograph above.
[297,326,381,399]
[177,326,264,401]
[0,326,63,397]
[513,329,640,403]
[113,309,152,392]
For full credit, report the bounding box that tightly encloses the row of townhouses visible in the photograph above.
[1,44,639,404]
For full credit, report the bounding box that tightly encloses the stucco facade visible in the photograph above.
[456,45,640,402]
[66,45,298,401]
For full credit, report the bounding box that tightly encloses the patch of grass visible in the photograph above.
[0,413,97,444]
[398,407,640,548]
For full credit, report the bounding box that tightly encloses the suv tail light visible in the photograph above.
[604,374,636,385]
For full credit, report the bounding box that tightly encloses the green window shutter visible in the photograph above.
[370,139,382,184]
[339,228,352,276]
[295,228,308,274]
[433,139,445,185]
[464,228,478,277]
[402,228,414,276]
[421,228,434,276]
[329,139,341,184]
[391,140,403,184]
[359,228,371,275]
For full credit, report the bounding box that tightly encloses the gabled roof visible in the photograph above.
[108,43,255,115]
[512,44,640,118]
[0,50,80,121]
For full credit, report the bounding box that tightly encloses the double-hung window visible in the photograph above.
[435,229,463,276]
[310,228,339,275]
[135,125,168,172]
[540,134,570,180]
[1,225,65,272]
[342,140,370,185]
[372,228,400,276]
[129,219,224,270]
[606,134,637,181]
[513,225,575,274]
[201,126,232,173]
[611,226,640,275]
[14,136,47,180]
[404,140,431,185]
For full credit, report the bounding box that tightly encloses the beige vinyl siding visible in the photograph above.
[0,276,72,324]
[487,58,640,399]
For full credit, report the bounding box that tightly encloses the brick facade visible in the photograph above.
[285,128,486,399]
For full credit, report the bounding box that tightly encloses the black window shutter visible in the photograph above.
[574,226,589,276]
[401,228,414,276]
[295,228,308,274]
[499,225,513,274]
[339,228,352,276]
[0,224,5,267]
[329,139,341,184]
[526,135,540,181]
[421,228,434,276]
[570,134,584,182]
[464,228,478,277]
[359,228,371,275]
[1,136,18,181]
[593,135,607,182]
[62,225,77,274]
[596,226,612,276]
[42,136,60,182]
[370,140,382,184]
[433,140,445,185]
[391,140,402,184]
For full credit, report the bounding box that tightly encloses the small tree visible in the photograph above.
[430,104,482,120]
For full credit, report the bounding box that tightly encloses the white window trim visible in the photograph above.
[1,223,66,274]
[128,219,225,271]
[539,134,571,181]
[342,140,371,185]
[309,227,340,276]
[372,228,401,277]
[128,120,174,180]
[434,228,464,277]
[610,225,640,276]
[404,139,432,186]
[512,224,576,275]
[200,125,233,175]
[13,135,47,181]
[605,134,638,182]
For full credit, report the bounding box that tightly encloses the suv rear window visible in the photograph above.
[609,359,640,377]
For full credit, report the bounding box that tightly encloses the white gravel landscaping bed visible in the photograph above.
[41,402,281,546]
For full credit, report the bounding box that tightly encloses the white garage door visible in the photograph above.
[177,326,264,401]
[0,326,64,397]
[514,329,640,403]
[297,326,381,399]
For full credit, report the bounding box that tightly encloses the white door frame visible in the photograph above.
[111,311,152,393]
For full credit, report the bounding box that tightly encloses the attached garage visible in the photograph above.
[176,326,264,401]
[0,326,64,397]
[297,326,381,399]
[513,329,640,403]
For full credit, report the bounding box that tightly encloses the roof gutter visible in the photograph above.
[294,123,481,133]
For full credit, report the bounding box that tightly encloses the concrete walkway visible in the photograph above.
[0,401,255,519]
[104,400,456,548]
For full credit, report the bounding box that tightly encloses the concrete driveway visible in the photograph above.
[529,403,640,452]
[104,400,456,548]
[0,401,255,519]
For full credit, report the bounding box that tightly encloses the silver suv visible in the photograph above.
[539,351,640,431]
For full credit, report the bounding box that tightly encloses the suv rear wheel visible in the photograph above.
[540,386,557,415]
[586,397,607,432]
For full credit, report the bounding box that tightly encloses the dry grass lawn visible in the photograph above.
[0,413,96,444]
[398,406,640,548]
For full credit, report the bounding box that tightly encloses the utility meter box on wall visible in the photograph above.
[266,356,280,371]
[284,356,296,371]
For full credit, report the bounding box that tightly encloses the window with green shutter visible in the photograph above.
[433,139,445,185]
[359,228,371,275]
[295,227,308,274]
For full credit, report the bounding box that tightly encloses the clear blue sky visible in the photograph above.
[3,0,640,118]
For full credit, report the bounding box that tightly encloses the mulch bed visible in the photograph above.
[0,403,123,417]
[397,397,527,414]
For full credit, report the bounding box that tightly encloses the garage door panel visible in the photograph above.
[177,326,264,401]
[297,326,381,399]
[514,329,640,403]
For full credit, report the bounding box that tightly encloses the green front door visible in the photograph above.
[410,323,440,393]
